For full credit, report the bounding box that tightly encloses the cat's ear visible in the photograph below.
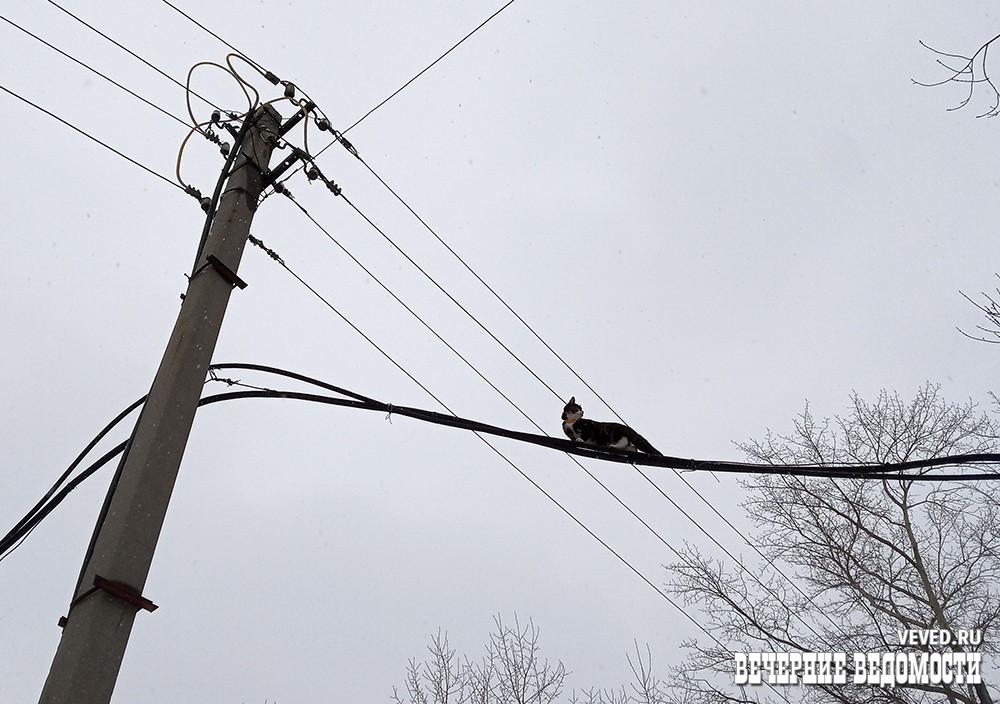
[568,396,576,404]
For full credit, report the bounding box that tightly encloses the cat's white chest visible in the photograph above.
[563,421,583,441]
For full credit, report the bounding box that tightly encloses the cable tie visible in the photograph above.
[385,404,393,423]
[207,370,239,387]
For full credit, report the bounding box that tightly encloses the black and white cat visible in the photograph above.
[561,396,662,455]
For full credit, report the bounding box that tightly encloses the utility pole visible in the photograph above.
[39,104,283,704]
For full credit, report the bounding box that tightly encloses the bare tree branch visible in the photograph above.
[915,34,1000,117]
[958,276,1000,344]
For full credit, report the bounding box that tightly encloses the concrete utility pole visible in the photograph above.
[39,104,282,704]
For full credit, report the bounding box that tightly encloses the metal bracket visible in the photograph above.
[58,575,158,628]
[262,146,309,188]
[206,254,248,290]
[94,576,158,613]
[277,101,314,138]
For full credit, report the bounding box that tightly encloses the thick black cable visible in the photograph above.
[0,82,183,192]
[9,368,994,704]
[0,387,728,654]
[282,85,990,664]
[3,395,147,550]
[166,390,1000,479]
[0,440,128,561]
[8,378,993,704]
[9,357,984,561]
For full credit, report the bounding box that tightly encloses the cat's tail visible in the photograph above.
[630,431,662,456]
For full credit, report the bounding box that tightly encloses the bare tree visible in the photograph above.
[393,617,668,704]
[392,615,566,704]
[393,629,465,704]
[667,384,1000,704]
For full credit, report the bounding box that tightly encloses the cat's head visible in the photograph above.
[562,396,584,422]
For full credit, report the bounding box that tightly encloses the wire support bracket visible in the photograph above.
[262,150,306,188]
[206,253,247,290]
[58,575,158,628]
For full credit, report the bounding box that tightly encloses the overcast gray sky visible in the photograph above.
[2,1,999,702]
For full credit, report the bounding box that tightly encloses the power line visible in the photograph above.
[157,0,264,75]
[288,160,565,403]
[245,64,991,675]
[352,152,619,413]
[247,222,999,693]
[151,0,658,445]
[8,5,848,691]
[309,121,876,649]
[275,193,849,653]
[0,82,183,192]
[46,0,223,113]
[275,152,999,668]
[0,14,192,131]
[280,193,546,429]
[240,232,804,683]
[14,364,993,703]
[247,234,451,412]
[0,366,738,665]
[34,0,984,664]
[342,0,518,134]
